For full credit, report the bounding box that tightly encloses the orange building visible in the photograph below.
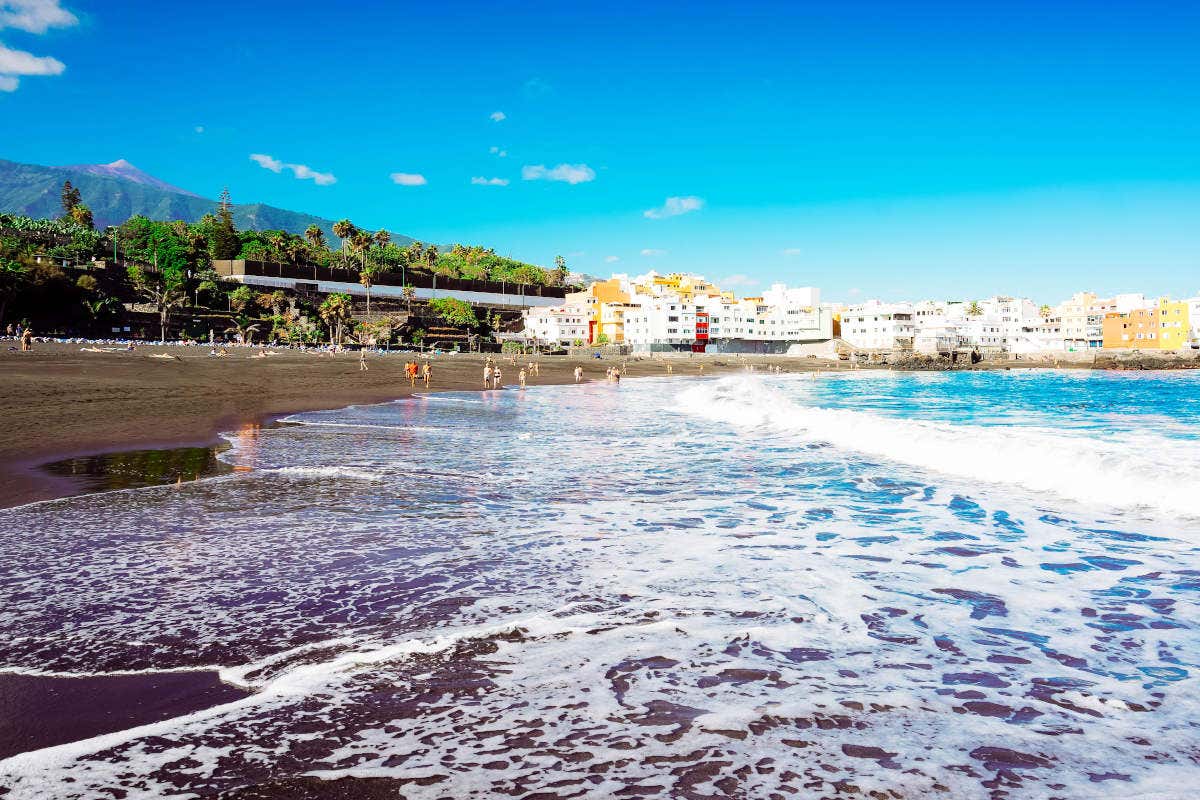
[1102,298,1191,349]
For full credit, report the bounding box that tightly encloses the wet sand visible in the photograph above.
[0,671,248,760]
[0,343,775,509]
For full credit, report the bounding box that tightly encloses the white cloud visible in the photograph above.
[640,248,666,256]
[848,287,862,296]
[489,111,506,122]
[470,176,509,186]
[0,42,64,75]
[489,146,508,158]
[643,195,704,220]
[194,125,205,134]
[250,153,336,185]
[249,153,283,172]
[719,274,758,288]
[781,247,803,256]
[604,255,620,263]
[292,164,337,185]
[0,4,76,92]
[390,172,427,186]
[0,0,78,34]
[521,163,596,184]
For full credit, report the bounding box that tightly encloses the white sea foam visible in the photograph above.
[280,420,439,432]
[260,465,385,481]
[2,373,1198,799]
[672,376,1200,517]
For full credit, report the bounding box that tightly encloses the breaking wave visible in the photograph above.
[673,377,1200,517]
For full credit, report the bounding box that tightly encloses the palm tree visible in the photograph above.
[359,264,380,316]
[374,229,391,248]
[304,224,326,250]
[554,254,568,287]
[1039,304,1052,317]
[402,285,416,313]
[966,301,983,317]
[225,317,261,345]
[332,219,355,270]
[319,292,353,346]
[406,241,424,270]
[135,279,190,343]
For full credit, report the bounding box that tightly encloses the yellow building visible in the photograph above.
[1156,297,1190,350]
[1101,298,1190,349]
[565,278,631,344]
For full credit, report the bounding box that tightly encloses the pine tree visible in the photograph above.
[212,187,240,260]
[60,180,82,217]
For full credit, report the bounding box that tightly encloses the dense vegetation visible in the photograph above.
[1,185,569,347]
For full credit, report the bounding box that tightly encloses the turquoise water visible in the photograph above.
[1,369,1198,798]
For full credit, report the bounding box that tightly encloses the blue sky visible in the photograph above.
[2,0,1198,302]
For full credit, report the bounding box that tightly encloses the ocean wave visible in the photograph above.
[260,466,385,482]
[280,420,439,432]
[672,377,1200,517]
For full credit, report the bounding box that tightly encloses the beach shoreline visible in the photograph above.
[0,343,770,509]
[3,342,1195,510]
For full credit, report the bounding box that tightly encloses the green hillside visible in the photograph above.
[0,158,415,247]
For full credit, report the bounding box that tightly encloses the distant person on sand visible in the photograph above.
[5,324,12,338]
[408,361,418,386]
[484,363,493,389]
[519,368,527,388]
[422,362,431,387]
[359,348,368,371]
[492,366,502,389]
[20,328,33,351]
[667,362,673,374]
[574,365,583,383]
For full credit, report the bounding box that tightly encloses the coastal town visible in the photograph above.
[521,273,1200,359]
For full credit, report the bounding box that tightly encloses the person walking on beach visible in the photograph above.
[408,361,419,387]
[492,366,502,389]
[484,363,493,389]
[519,367,527,389]
[422,361,431,387]
[359,348,368,371]
[667,362,673,375]
[533,361,540,377]
[574,365,583,383]
[20,327,33,351]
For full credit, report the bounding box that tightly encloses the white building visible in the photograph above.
[623,282,831,353]
[623,298,699,349]
[520,303,591,347]
[839,300,915,351]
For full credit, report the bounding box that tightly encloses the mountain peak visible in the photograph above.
[62,159,201,198]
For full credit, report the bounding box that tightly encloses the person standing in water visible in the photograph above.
[574,365,584,383]
[484,363,493,389]
[492,365,502,389]
[519,368,527,388]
